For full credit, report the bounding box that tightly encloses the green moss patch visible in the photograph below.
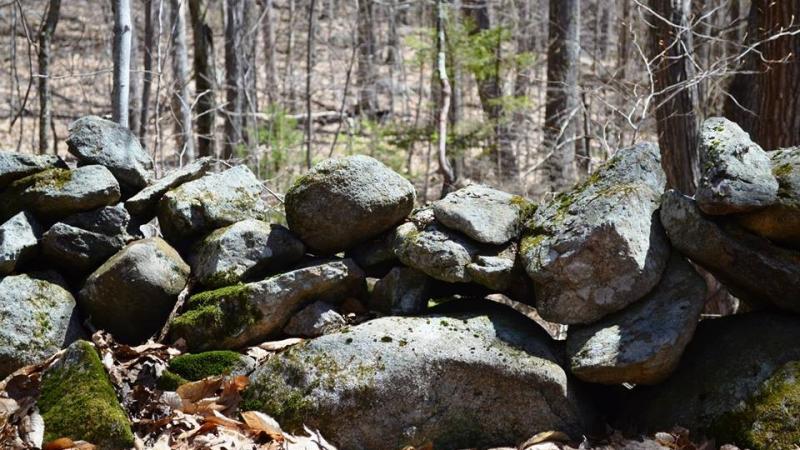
[37,340,134,449]
[156,369,189,391]
[169,351,243,380]
[712,360,800,449]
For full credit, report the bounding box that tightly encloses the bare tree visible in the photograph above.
[436,0,456,196]
[37,0,61,154]
[188,0,216,157]
[223,0,245,159]
[262,0,279,106]
[649,0,699,194]
[306,0,317,169]
[357,0,379,119]
[726,0,800,149]
[538,0,580,195]
[112,0,133,127]
[140,0,155,140]
[169,0,195,162]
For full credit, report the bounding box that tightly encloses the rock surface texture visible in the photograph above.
[0,274,81,379]
[79,238,190,343]
[158,165,269,243]
[566,254,706,385]
[285,155,416,254]
[188,220,305,288]
[66,116,154,193]
[0,151,66,188]
[125,156,213,219]
[660,190,800,311]
[0,211,41,275]
[521,142,669,324]
[695,117,778,215]
[169,259,364,351]
[432,184,531,244]
[244,304,590,450]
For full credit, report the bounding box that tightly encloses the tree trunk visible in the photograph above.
[464,0,519,182]
[306,0,317,168]
[37,0,60,154]
[436,0,455,196]
[223,0,244,159]
[170,0,195,162]
[128,8,141,136]
[188,0,217,158]
[140,0,155,140]
[649,0,700,195]
[726,0,800,149]
[357,0,378,119]
[262,0,279,106]
[539,0,580,195]
[112,0,132,127]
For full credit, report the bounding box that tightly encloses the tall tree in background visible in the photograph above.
[726,0,800,149]
[140,0,155,140]
[306,0,317,169]
[223,0,245,159]
[262,0,279,106]
[357,0,378,119]
[170,0,195,162]
[436,0,456,195]
[463,0,519,181]
[649,0,699,194]
[37,0,61,154]
[112,0,132,127]
[539,0,580,194]
[188,0,217,157]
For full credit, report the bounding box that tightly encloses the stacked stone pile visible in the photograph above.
[1,115,800,449]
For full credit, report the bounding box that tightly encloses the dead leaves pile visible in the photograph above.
[0,332,335,450]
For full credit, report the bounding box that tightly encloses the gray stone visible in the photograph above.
[521,142,670,325]
[157,165,270,243]
[347,232,398,277]
[695,117,779,215]
[369,267,432,314]
[188,220,305,288]
[0,274,82,379]
[433,184,532,245]
[243,303,591,449]
[283,301,346,337]
[622,312,800,447]
[392,220,478,283]
[169,259,365,351]
[125,157,213,219]
[566,254,705,385]
[41,205,136,275]
[79,238,190,343]
[0,151,67,188]
[285,155,416,254]
[737,147,800,248]
[0,212,41,275]
[66,115,154,192]
[0,165,121,222]
[660,190,800,312]
[465,243,519,292]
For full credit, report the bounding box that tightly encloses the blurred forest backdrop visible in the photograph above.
[0,0,799,201]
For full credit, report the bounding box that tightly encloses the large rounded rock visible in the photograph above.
[622,312,800,450]
[0,150,67,188]
[0,211,41,275]
[521,143,670,324]
[42,204,136,276]
[79,238,190,343]
[0,274,82,379]
[0,166,121,222]
[433,184,533,245]
[66,115,154,193]
[737,147,800,248]
[660,190,800,311]
[566,254,706,385]
[285,155,416,255]
[169,259,365,351]
[695,117,779,215]
[242,303,592,449]
[125,156,213,219]
[157,165,269,243]
[187,220,305,288]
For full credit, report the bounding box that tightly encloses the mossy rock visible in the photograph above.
[37,340,134,449]
[168,350,249,381]
[712,360,800,449]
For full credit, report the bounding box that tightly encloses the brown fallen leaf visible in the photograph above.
[42,438,96,450]
[241,410,284,441]
[519,431,571,449]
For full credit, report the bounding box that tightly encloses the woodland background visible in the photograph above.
[0,0,798,203]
